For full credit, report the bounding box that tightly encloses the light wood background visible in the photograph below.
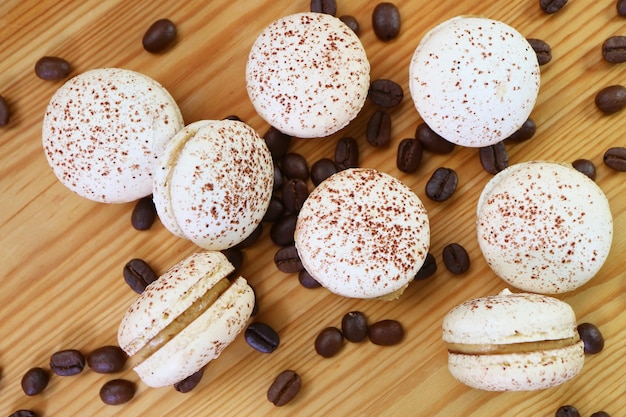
[1,1,624,416]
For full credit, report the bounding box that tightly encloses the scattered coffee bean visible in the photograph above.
[372,2,401,41]
[368,79,403,108]
[555,405,581,417]
[415,122,455,154]
[34,56,71,80]
[603,146,626,171]
[527,38,552,65]
[540,0,568,14]
[590,412,611,417]
[366,110,392,147]
[396,138,422,173]
[414,252,437,281]
[339,15,360,35]
[505,118,536,142]
[425,167,458,202]
[335,136,359,170]
[142,18,177,53]
[251,284,259,316]
[274,245,303,273]
[131,195,157,230]
[572,159,597,181]
[174,367,204,393]
[9,410,38,417]
[246,322,280,353]
[263,196,285,223]
[310,0,336,15]
[479,141,509,174]
[264,126,292,161]
[87,345,127,374]
[282,179,309,214]
[99,379,135,405]
[273,162,284,192]
[368,319,404,346]
[619,0,626,17]
[221,247,244,274]
[0,95,10,126]
[311,158,338,186]
[270,214,297,246]
[21,367,50,396]
[233,223,263,249]
[602,36,626,63]
[50,349,85,376]
[224,114,242,121]
[267,370,301,406]
[442,243,470,274]
[123,258,158,294]
[281,152,309,180]
[577,322,604,354]
[341,311,369,343]
[298,269,322,288]
[595,84,626,114]
[315,327,344,357]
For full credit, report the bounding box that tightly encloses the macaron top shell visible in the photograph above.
[409,16,540,147]
[42,68,184,203]
[246,12,370,138]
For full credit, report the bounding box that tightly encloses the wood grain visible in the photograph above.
[1,1,625,416]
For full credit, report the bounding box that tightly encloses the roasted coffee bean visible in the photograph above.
[251,284,259,316]
[221,247,244,274]
[505,118,536,142]
[555,405,581,417]
[142,18,177,53]
[9,410,38,417]
[123,258,158,294]
[415,122,455,154]
[99,379,135,405]
[619,0,626,17]
[442,243,470,274]
[540,0,568,14]
[50,349,85,376]
[577,322,604,354]
[245,322,280,353]
[603,146,626,171]
[590,411,611,417]
[298,269,322,288]
[396,138,422,173]
[479,141,509,174]
[233,223,263,249]
[339,15,360,35]
[310,0,336,15]
[369,79,403,108]
[366,110,392,147]
[372,2,401,41]
[602,36,626,63]
[263,196,285,223]
[315,327,344,357]
[273,162,284,192]
[281,152,309,180]
[270,214,297,246]
[282,179,309,213]
[224,114,242,121]
[341,311,368,343]
[21,367,50,396]
[335,136,359,169]
[174,367,204,393]
[0,95,10,126]
[131,195,157,230]
[572,159,597,181]
[34,56,71,80]
[368,319,404,346]
[425,167,458,202]
[267,370,301,406]
[311,158,338,186]
[264,126,292,161]
[274,245,303,273]
[527,38,552,65]
[87,345,127,374]
[595,84,626,114]
[414,252,437,281]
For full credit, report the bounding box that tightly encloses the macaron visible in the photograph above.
[42,68,184,203]
[153,119,273,250]
[442,289,585,391]
[246,12,370,138]
[409,16,540,147]
[117,251,255,388]
[476,160,613,294]
[294,168,430,299]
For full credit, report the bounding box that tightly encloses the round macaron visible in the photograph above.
[294,168,430,299]
[153,119,273,250]
[442,289,585,391]
[117,251,255,388]
[246,12,370,138]
[409,16,540,147]
[42,68,184,203]
[476,160,613,294]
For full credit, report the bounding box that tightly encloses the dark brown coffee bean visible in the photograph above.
[50,349,85,376]
[442,243,470,274]
[603,146,626,171]
[479,141,509,174]
[142,18,177,53]
[264,126,292,161]
[100,379,135,405]
[555,405,581,417]
[602,36,626,63]
[372,2,401,41]
[415,122,455,154]
[9,410,38,417]
[282,179,309,214]
[174,367,204,393]
[263,196,285,223]
[505,118,536,142]
[233,223,263,249]
[281,153,309,180]
[396,138,422,173]
[311,158,338,186]
[267,370,301,406]
[368,79,403,108]
[274,245,303,273]
[590,411,611,417]
[414,252,437,281]
[577,322,604,354]
[123,258,158,294]
[335,136,359,169]
[245,322,280,353]
[619,0,626,17]
[224,114,242,121]
[341,311,368,343]
[572,159,597,181]
[595,84,626,114]
[527,38,552,65]
[339,15,360,35]
[298,269,322,288]
[34,56,71,80]
[21,367,50,396]
[131,195,157,230]
[366,110,392,147]
[251,284,259,316]
[310,0,336,15]
[540,0,568,13]
[270,214,297,246]
[0,95,10,126]
[87,345,127,374]
[273,162,284,192]
[315,327,344,357]
[425,167,458,202]
[368,319,404,346]
[221,247,244,274]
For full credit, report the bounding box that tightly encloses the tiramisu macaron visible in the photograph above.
[42,68,184,203]
[153,119,273,250]
[246,12,370,138]
[409,16,540,147]
[294,168,430,299]
[476,160,613,294]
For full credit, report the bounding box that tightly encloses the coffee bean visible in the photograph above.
[142,18,177,53]
[221,247,244,274]
[274,245,303,273]
[99,379,135,405]
[339,15,360,35]
[505,118,536,142]
[281,152,309,180]
[603,146,626,171]
[21,367,50,396]
[414,252,437,281]
[442,243,470,274]
[602,36,626,63]
[315,327,344,357]
[282,179,309,214]
[555,405,581,417]
[341,311,368,343]
[311,158,338,186]
[251,284,259,316]
[233,223,263,249]
[372,2,401,41]
[479,141,509,174]
[368,79,403,108]
[50,349,85,376]
[415,122,455,154]
[245,322,280,353]
[131,195,157,230]
[263,196,285,223]
[123,258,158,294]
[425,167,458,202]
[527,38,552,65]
[9,410,38,417]
[366,110,392,147]
[619,0,626,17]
[270,214,297,246]
[0,95,10,126]
[34,56,71,80]
[267,370,301,406]
[577,322,604,354]
[590,412,611,417]
[224,114,242,121]
[595,84,626,114]
[87,345,127,374]
[298,269,322,288]
[572,159,597,181]
[335,136,359,170]
[310,0,336,15]
[174,367,204,393]
[273,162,284,192]
[396,138,422,173]
[540,0,568,14]
[264,126,292,161]
[368,319,404,346]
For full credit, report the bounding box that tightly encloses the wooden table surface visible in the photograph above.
[1,1,624,416]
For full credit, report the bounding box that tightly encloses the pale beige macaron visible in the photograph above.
[294,168,430,299]
[42,68,184,203]
[153,119,273,250]
[409,16,540,147]
[476,160,613,294]
[246,12,370,138]
[117,251,255,388]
